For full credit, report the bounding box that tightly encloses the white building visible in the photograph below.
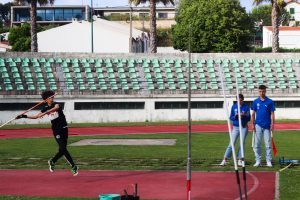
[37,18,148,53]
[263,26,300,48]
[285,0,300,22]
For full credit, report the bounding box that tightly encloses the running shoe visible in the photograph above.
[253,161,261,167]
[71,165,79,176]
[219,159,227,166]
[48,160,55,172]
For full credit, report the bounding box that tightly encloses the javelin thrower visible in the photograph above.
[14,90,79,176]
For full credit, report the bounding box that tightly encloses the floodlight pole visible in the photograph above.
[186,24,192,200]
[129,4,133,53]
[91,0,94,53]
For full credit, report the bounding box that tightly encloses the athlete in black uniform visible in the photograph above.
[16,90,78,176]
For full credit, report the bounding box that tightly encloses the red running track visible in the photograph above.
[0,123,300,139]
[0,169,276,200]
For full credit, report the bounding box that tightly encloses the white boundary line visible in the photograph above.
[275,172,280,200]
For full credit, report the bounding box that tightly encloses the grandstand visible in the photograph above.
[1,52,300,123]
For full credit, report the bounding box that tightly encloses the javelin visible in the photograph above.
[0,93,57,128]
[235,76,248,200]
[218,64,242,200]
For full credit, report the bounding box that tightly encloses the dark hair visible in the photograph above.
[41,90,55,100]
[259,85,267,90]
[238,93,244,100]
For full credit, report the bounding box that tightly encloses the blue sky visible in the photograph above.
[0,0,258,12]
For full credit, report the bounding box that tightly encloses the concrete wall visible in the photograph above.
[1,95,300,125]
[2,51,300,61]
[0,96,226,124]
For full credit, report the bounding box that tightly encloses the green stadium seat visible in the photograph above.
[247,82,255,89]
[36,72,43,79]
[0,66,7,73]
[179,82,187,90]
[16,83,24,91]
[168,83,176,90]
[5,83,13,91]
[200,82,208,90]
[132,83,140,90]
[14,57,22,63]
[289,81,298,89]
[48,58,54,63]
[38,83,47,91]
[278,80,287,89]
[13,72,20,79]
[55,58,63,63]
[89,84,97,91]
[22,66,31,73]
[107,67,114,73]
[95,67,103,73]
[22,58,30,63]
[47,72,54,79]
[21,62,29,67]
[39,58,46,63]
[50,83,57,91]
[111,84,118,90]
[268,81,276,89]
[210,82,218,90]
[34,66,42,73]
[1,72,9,78]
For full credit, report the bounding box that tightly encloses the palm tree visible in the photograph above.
[129,0,174,53]
[14,0,54,52]
[253,0,284,53]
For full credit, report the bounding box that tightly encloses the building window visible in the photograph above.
[54,9,64,21]
[45,9,54,21]
[158,12,168,19]
[155,101,223,109]
[73,9,83,20]
[74,102,145,110]
[14,8,30,22]
[290,8,295,14]
[37,9,45,21]
[63,9,73,21]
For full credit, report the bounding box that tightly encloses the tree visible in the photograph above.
[253,0,285,53]
[129,0,174,53]
[250,4,290,26]
[8,23,31,51]
[14,0,54,52]
[172,0,253,52]
[251,5,273,26]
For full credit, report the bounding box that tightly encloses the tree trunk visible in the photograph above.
[271,0,279,53]
[149,0,157,53]
[30,0,38,52]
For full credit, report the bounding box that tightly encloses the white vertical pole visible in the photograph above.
[218,64,242,200]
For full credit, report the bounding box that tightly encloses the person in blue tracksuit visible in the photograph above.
[251,85,275,167]
[220,94,251,166]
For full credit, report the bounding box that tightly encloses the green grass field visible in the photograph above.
[0,128,300,199]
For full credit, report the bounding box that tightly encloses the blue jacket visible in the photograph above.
[230,103,251,127]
